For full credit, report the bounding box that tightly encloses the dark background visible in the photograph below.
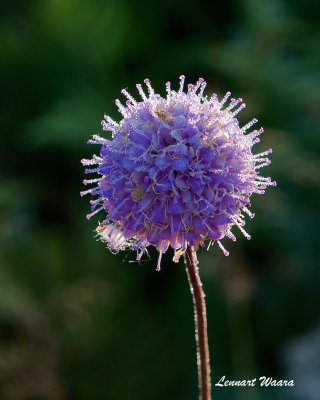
[1,0,320,399]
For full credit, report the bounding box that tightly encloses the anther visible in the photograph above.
[121,88,137,105]
[136,83,147,100]
[220,91,231,106]
[179,75,185,93]
[217,240,229,256]
[144,78,155,97]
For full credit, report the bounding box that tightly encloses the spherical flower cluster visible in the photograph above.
[81,76,275,269]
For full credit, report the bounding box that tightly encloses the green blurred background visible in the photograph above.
[1,0,320,399]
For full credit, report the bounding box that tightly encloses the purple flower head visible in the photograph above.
[81,76,276,269]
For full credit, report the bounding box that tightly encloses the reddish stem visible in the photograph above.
[184,245,211,400]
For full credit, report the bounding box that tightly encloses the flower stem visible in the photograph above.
[184,245,211,400]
